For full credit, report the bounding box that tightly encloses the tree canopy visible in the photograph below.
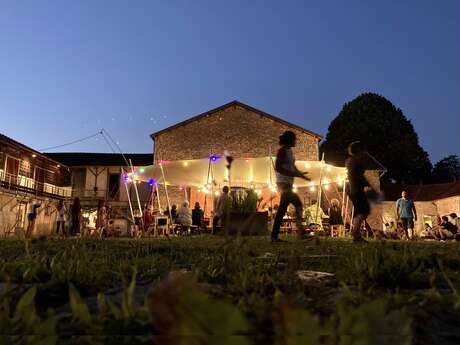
[430,155,460,183]
[320,93,432,184]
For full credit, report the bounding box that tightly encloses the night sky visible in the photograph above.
[1,1,459,163]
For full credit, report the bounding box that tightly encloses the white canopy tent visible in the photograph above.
[128,156,350,227]
[132,156,347,190]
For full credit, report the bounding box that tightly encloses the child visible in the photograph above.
[26,203,41,238]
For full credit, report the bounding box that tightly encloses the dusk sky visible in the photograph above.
[1,0,459,163]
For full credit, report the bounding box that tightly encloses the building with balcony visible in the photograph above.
[0,134,72,236]
[44,152,153,228]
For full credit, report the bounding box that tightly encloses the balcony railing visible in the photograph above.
[0,169,71,198]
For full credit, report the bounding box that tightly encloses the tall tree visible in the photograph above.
[431,155,460,183]
[321,93,432,184]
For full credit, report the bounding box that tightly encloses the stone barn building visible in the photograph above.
[151,100,321,163]
[150,100,386,230]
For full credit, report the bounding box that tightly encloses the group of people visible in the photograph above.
[271,130,460,243]
[420,213,460,241]
[271,131,377,242]
[270,129,404,243]
[160,201,205,229]
[26,197,82,238]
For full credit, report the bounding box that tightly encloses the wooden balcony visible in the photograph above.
[0,169,71,198]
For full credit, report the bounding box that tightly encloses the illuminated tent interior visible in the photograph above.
[132,156,347,190]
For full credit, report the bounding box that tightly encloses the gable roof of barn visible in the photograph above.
[150,100,322,140]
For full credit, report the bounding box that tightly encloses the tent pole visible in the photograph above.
[129,159,144,229]
[269,145,273,211]
[341,180,347,217]
[351,206,355,228]
[315,153,325,224]
[155,183,161,212]
[344,195,349,224]
[204,158,212,217]
[159,163,172,228]
[209,150,215,216]
[121,167,135,223]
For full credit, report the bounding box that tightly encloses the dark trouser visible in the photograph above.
[71,219,80,236]
[212,216,219,233]
[272,183,303,239]
[56,221,65,235]
[400,217,414,239]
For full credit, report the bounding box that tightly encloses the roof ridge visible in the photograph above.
[150,100,322,139]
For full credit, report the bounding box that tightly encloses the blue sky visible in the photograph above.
[0,0,459,163]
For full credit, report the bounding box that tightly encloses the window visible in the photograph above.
[72,169,86,194]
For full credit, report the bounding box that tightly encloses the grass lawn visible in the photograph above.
[0,236,459,344]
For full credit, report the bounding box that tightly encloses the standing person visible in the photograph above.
[328,198,344,236]
[346,141,380,242]
[70,197,82,237]
[56,200,66,237]
[170,204,178,223]
[213,186,232,233]
[96,201,108,235]
[396,191,417,240]
[25,203,41,238]
[192,202,204,227]
[271,131,310,242]
[143,205,152,233]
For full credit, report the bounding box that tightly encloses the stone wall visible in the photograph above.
[435,196,460,217]
[153,104,319,162]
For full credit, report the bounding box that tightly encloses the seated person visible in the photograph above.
[176,201,192,227]
[304,199,326,227]
[438,215,457,240]
[192,202,204,227]
[383,222,398,239]
[449,213,460,232]
[420,223,435,239]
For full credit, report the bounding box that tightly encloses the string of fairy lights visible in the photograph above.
[125,155,348,199]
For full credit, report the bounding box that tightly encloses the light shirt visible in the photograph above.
[275,148,295,184]
[57,206,66,222]
[304,204,326,225]
[396,198,415,219]
[176,206,192,226]
[215,193,232,217]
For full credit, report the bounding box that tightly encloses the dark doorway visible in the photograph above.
[108,174,120,200]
